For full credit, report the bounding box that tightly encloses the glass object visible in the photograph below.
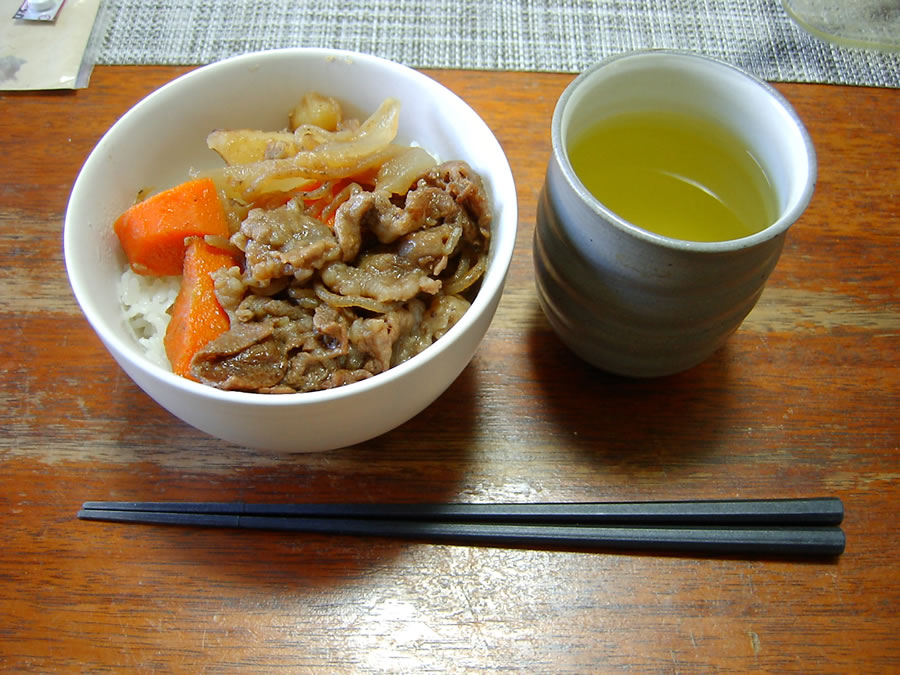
[782,0,900,51]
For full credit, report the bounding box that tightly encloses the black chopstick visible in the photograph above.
[79,497,843,525]
[77,498,845,557]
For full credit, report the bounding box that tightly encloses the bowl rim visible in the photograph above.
[64,47,517,408]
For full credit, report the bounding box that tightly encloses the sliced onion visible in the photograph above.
[207,129,303,166]
[442,248,487,295]
[223,98,403,200]
[286,285,319,308]
[375,146,438,195]
[248,276,291,297]
[313,283,394,314]
[319,183,363,224]
[202,234,243,258]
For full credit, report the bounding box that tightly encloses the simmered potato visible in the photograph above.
[207,129,302,165]
[289,92,343,132]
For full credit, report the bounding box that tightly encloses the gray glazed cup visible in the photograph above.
[534,51,817,377]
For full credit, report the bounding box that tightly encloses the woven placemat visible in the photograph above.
[90,0,899,87]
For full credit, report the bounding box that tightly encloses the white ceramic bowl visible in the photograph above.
[65,48,517,452]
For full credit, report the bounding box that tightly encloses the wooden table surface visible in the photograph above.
[1,65,897,672]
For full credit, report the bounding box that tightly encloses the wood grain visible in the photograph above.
[0,65,897,672]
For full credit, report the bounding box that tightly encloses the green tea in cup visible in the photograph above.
[567,109,778,242]
[534,51,817,377]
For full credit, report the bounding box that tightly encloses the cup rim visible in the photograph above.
[551,49,817,253]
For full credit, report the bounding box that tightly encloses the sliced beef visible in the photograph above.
[320,253,441,303]
[234,294,314,324]
[393,294,469,364]
[189,298,429,393]
[213,265,248,313]
[333,182,464,246]
[191,160,490,394]
[419,160,493,242]
[231,197,341,287]
[312,303,350,354]
[348,300,423,373]
[191,321,287,391]
[332,188,369,261]
[396,222,463,274]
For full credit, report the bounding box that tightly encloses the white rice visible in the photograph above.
[118,266,181,369]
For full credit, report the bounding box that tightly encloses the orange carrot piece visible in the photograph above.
[114,177,229,276]
[164,238,235,379]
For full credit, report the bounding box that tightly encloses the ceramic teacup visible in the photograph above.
[534,50,816,377]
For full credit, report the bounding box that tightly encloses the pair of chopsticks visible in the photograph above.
[78,497,845,557]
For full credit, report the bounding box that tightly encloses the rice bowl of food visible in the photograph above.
[64,48,517,452]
